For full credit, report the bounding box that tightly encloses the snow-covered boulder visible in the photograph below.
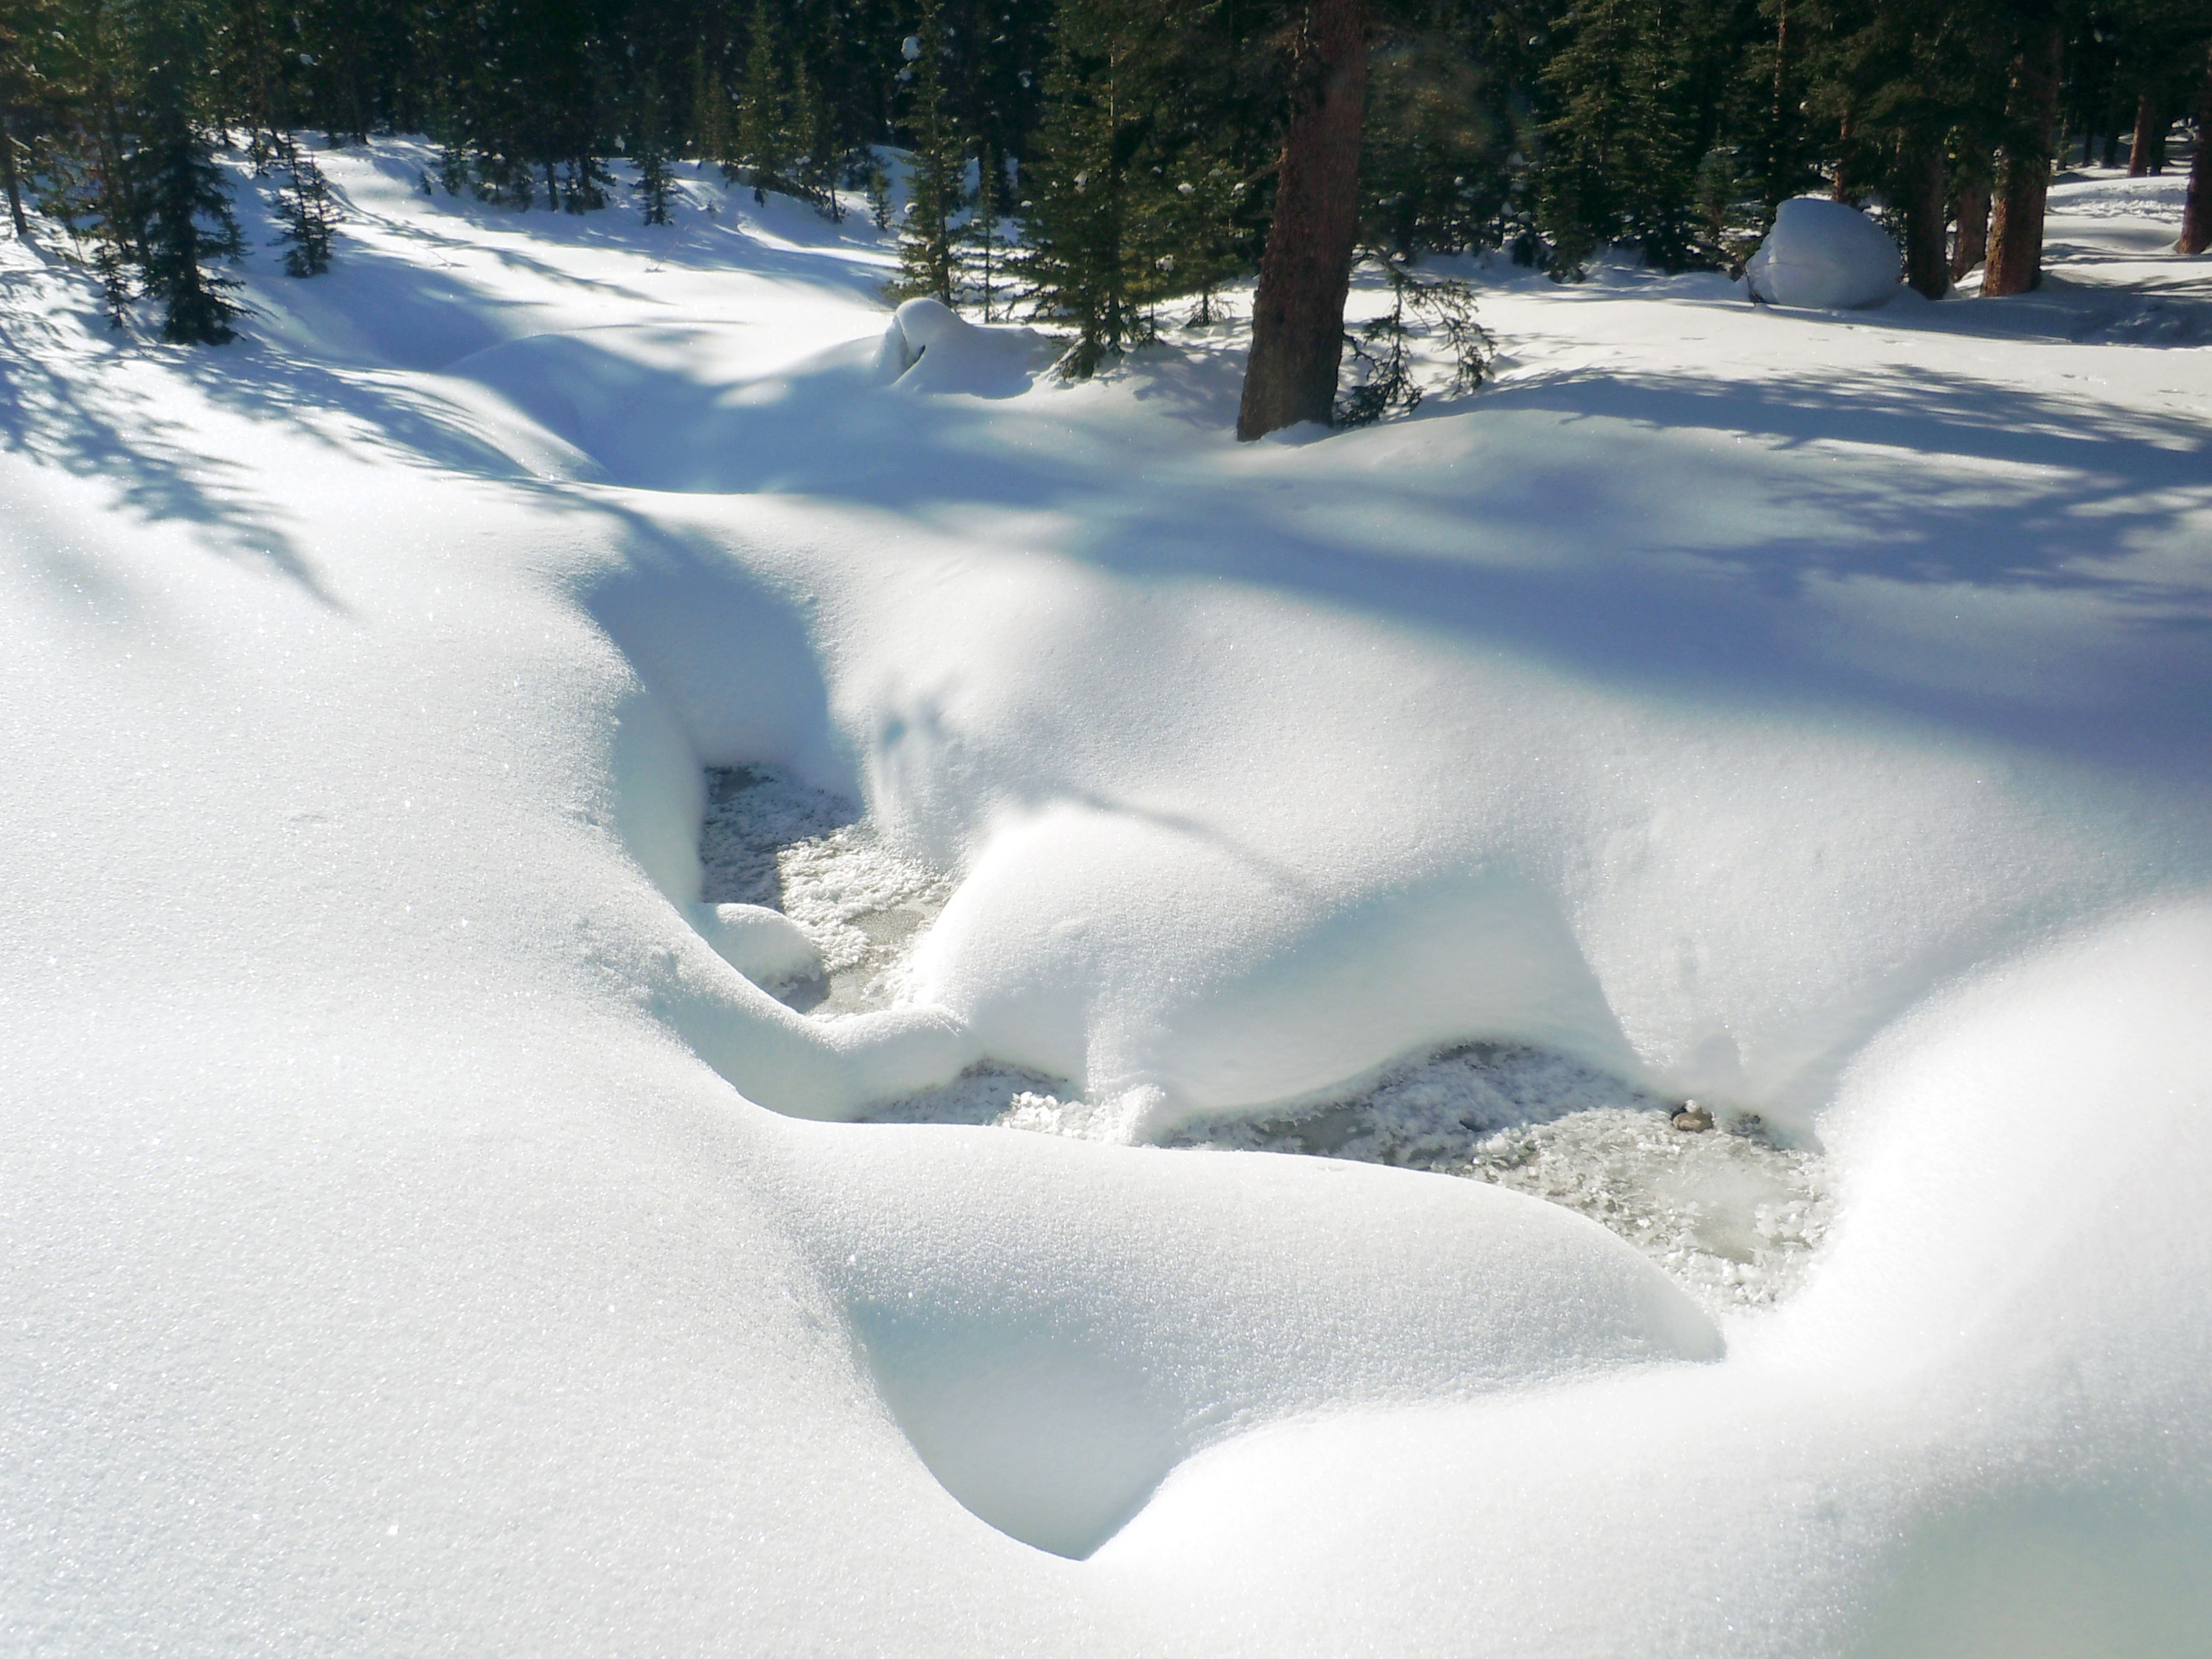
[1746,196,1901,309]
[874,296,1044,397]
[688,901,821,984]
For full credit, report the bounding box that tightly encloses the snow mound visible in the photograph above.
[790,1121,1722,1558]
[1747,197,1902,309]
[874,296,1045,397]
[687,902,821,984]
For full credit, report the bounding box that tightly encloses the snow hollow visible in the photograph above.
[4,145,2211,1657]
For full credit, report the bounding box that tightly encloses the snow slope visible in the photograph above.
[3,146,2209,1654]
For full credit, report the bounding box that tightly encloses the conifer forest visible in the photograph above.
[4,0,2207,388]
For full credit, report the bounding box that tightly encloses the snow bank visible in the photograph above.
[1747,196,1902,308]
[782,1122,1718,1557]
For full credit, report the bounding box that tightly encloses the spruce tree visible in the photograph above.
[891,0,966,303]
[273,135,338,275]
[1237,0,1368,437]
[790,55,841,217]
[1018,0,1179,372]
[960,139,1009,318]
[634,71,677,224]
[736,4,787,204]
[691,45,732,172]
[0,0,60,237]
[1535,0,1697,272]
[139,1,243,342]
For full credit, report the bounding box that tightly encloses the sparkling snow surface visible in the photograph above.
[5,147,2211,1654]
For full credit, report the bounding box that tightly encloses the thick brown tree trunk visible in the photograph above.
[1237,0,1368,441]
[2129,92,2160,175]
[1985,21,2063,298]
[1900,140,1949,296]
[1952,173,1990,278]
[2184,50,2212,255]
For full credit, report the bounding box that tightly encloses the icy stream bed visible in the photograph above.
[701,765,1832,1315]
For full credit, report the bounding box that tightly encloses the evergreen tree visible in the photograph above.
[691,44,732,170]
[139,1,243,341]
[1237,0,1368,437]
[1535,0,1699,272]
[790,54,841,215]
[735,4,787,203]
[0,0,62,237]
[273,134,338,274]
[1017,0,1185,372]
[634,70,677,224]
[959,138,1009,316]
[891,0,965,302]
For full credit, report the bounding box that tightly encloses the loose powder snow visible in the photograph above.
[701,765,1832,1313]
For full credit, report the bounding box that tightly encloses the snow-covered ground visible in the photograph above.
[4,146,2209,1654]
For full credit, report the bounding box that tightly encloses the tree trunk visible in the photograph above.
[1236,0,1367,442]
[1767,0,1793,207]
[2183,49,2212,255]
[1900,139,1948,297]
[2129,92,2158,175]
[1985,21,2062,299]
[1952,173,1990,278]
[1832,108,1860,203]
[0,111,26,237]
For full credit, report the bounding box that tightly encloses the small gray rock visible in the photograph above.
[1672,1103,1714,1133]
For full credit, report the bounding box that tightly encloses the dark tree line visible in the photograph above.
[0,0,2204,425]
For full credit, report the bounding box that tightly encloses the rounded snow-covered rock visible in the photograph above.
[874,296,966,380]
[1746,197,1901,310]
[689,901,822,984]
[873,296,1048,397]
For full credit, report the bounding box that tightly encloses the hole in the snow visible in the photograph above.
[698,767,1832,1314]
[700,765,951,1017]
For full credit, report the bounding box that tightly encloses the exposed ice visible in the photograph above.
[700,764,951,1015]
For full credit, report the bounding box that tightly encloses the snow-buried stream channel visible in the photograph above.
[698,764,1832,1318]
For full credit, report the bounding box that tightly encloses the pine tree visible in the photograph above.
[1985,9,2063,296]
[0,0,60,237]
[790,55,840,217]
[1017,0,1183,372]
[1237,0,1368,437]
[139,1,243,341]
[691,44,731,170]
[39,0,145,321]
[634,71,677,224]
[891,0,965,302]
[736,4,787,204]
[2182,41,2211,254]
[1535,0,1697,273]
[959,139,1008,316]
[273,134,338,274]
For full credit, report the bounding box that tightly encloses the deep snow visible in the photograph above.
[3,143,2210,1654]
